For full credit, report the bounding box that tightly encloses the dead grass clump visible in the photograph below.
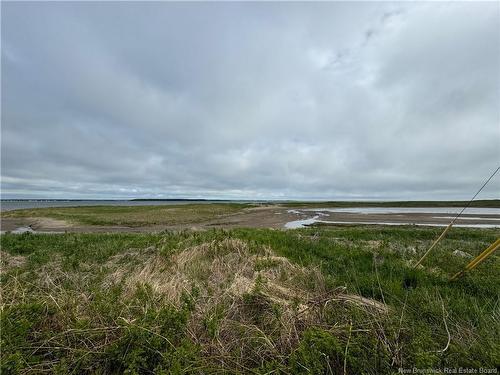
[0,250,26,272]
[367,240,383,249]
[103,238,389,369]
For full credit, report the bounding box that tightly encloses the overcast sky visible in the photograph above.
[1,2,499,200]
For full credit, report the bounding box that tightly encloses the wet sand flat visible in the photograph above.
[285,207,500,228]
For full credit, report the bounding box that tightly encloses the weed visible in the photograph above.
[1,225,498,373]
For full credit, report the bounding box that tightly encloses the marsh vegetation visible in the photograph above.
[1,204,250,228]
[1,225,499,373]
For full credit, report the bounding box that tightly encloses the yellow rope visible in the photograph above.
[465,238,500,270]
[414,223,453,268]
[450,238,500,281]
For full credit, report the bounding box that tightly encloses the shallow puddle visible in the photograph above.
[10,226,36,234]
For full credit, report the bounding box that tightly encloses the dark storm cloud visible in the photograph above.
[1,2,499,200]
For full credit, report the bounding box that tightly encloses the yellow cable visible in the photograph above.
[414,223,453,268]
[464,239,500,270]
[450,238,500,281]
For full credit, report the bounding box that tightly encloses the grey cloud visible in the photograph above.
[1,2,499,200]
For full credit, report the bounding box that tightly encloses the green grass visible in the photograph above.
[1,203,250,227]
[1,226,499,373]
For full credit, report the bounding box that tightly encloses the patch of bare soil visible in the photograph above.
[0,218,33,232]
[202,207,297,229]
[0,217,74,233]
[31,217,73,231]
[0,216,154,233]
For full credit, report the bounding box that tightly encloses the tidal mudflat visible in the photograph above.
[2,203,500,234]
[285,207,500,229]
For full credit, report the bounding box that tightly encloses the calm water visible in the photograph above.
[0,200,246,211]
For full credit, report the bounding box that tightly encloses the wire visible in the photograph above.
[448,165,500,225]
[414,165,500,268]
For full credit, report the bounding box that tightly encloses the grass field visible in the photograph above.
[1,225,499,373]
[1,204,251,227]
